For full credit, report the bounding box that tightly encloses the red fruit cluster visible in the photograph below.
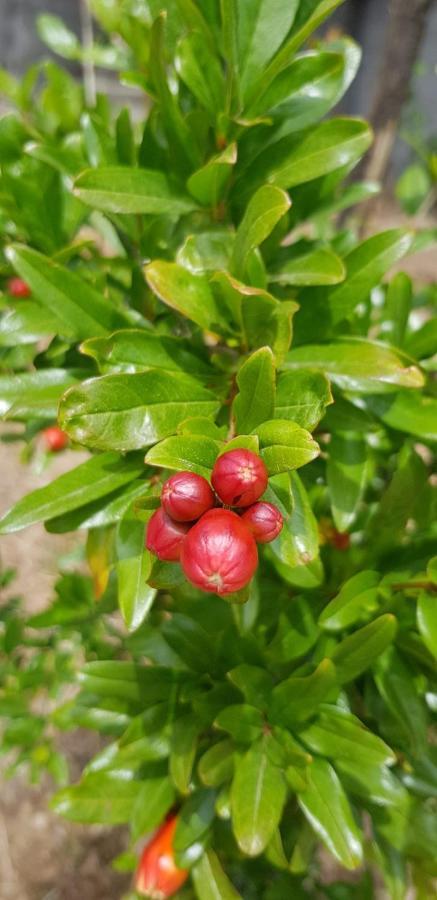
[136,815,188,899]
[7,277,31,298]
[146,449,283,595]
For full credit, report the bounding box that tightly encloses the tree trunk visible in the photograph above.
[364,0,436,181]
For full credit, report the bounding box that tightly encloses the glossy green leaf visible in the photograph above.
[327,431,368,531]
[365,392,437,441]
[59,371,219,451]
[231,740,287,856]
[192,848,242,899]
[6,244,130,340]
[116,108,136,165]
[52,771,139,824]
[270,659,337,727]
[427,557,437,585]
[187,144,237,206]
[176,29,224,113]
[367,446,428,554]
[271,247,345,286]
[331,615,397,683]
[405,317,437,360]
[79,661,184,705]
[74,166,197,214]
[417,592,437,660]
[0,369,81,420]
[233,347,275,434]
[46,479,149,533]
[145,434,222,478]
[81,329,212,377]
[211,272,297,362]
[326,230,414,324]
[297,758,363,869]
[375,648,428,755]
[268,595,318,662]
[319,570,380,631]
[300,705,395,767]
[231,185,291,278]
[177,230,234,273]
[131,776,175,840]
[174,789,216,865]
[237,0,299,101]
[268,472,322,587]
[170,713,201,795]
[383,273,412,347]
[0,452,144,534]
[116,509,156,631]
[148,559,186,590]
[249,0,347,103]
[162,614,215,674]
[215,705,263,743]
[256,419,319,474]
[227,664,274,708]
[246,48,345,121]
[198,740,235,788]
[285,340,424,393]
[247,118,372,191]
[275,370,332,430]
[0,301,61,346]
[146,261,229,332]
[336,758,407,808]
[37,14,80,58]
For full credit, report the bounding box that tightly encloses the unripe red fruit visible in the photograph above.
[181,508,258,594]
[146,507,189,561]
[136,816,188,899]
[241,501,283,543]
[211,449,268,507]
[161,471,214,522]
[42,426,68,452]
[7,277,31,298]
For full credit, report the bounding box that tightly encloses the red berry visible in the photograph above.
[181,508,258,594]
[211,449,268,507]
[43,426,69,452]
[161,471,214,522]
[241,502,283,543]
[7,277,31,299]
[146,507,189,561]
[136,816,188,899]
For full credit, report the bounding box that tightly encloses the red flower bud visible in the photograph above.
[136,816,188,899]
[241,502,283,543]
[319,518,351,551]
[146,507,189,561]
[7,277,31,298]
[181,508,258,594]
[161,471,214,522]
[331,530,350,551]
[211,449,268,507]
[42,426,69,452]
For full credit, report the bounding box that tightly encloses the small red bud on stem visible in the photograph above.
[241,501,283,543]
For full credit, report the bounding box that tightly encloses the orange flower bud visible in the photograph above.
[136,816,188,899]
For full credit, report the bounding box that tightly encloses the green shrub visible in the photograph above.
[0,2,436,898]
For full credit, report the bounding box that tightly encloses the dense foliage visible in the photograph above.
[0,1,436,898]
